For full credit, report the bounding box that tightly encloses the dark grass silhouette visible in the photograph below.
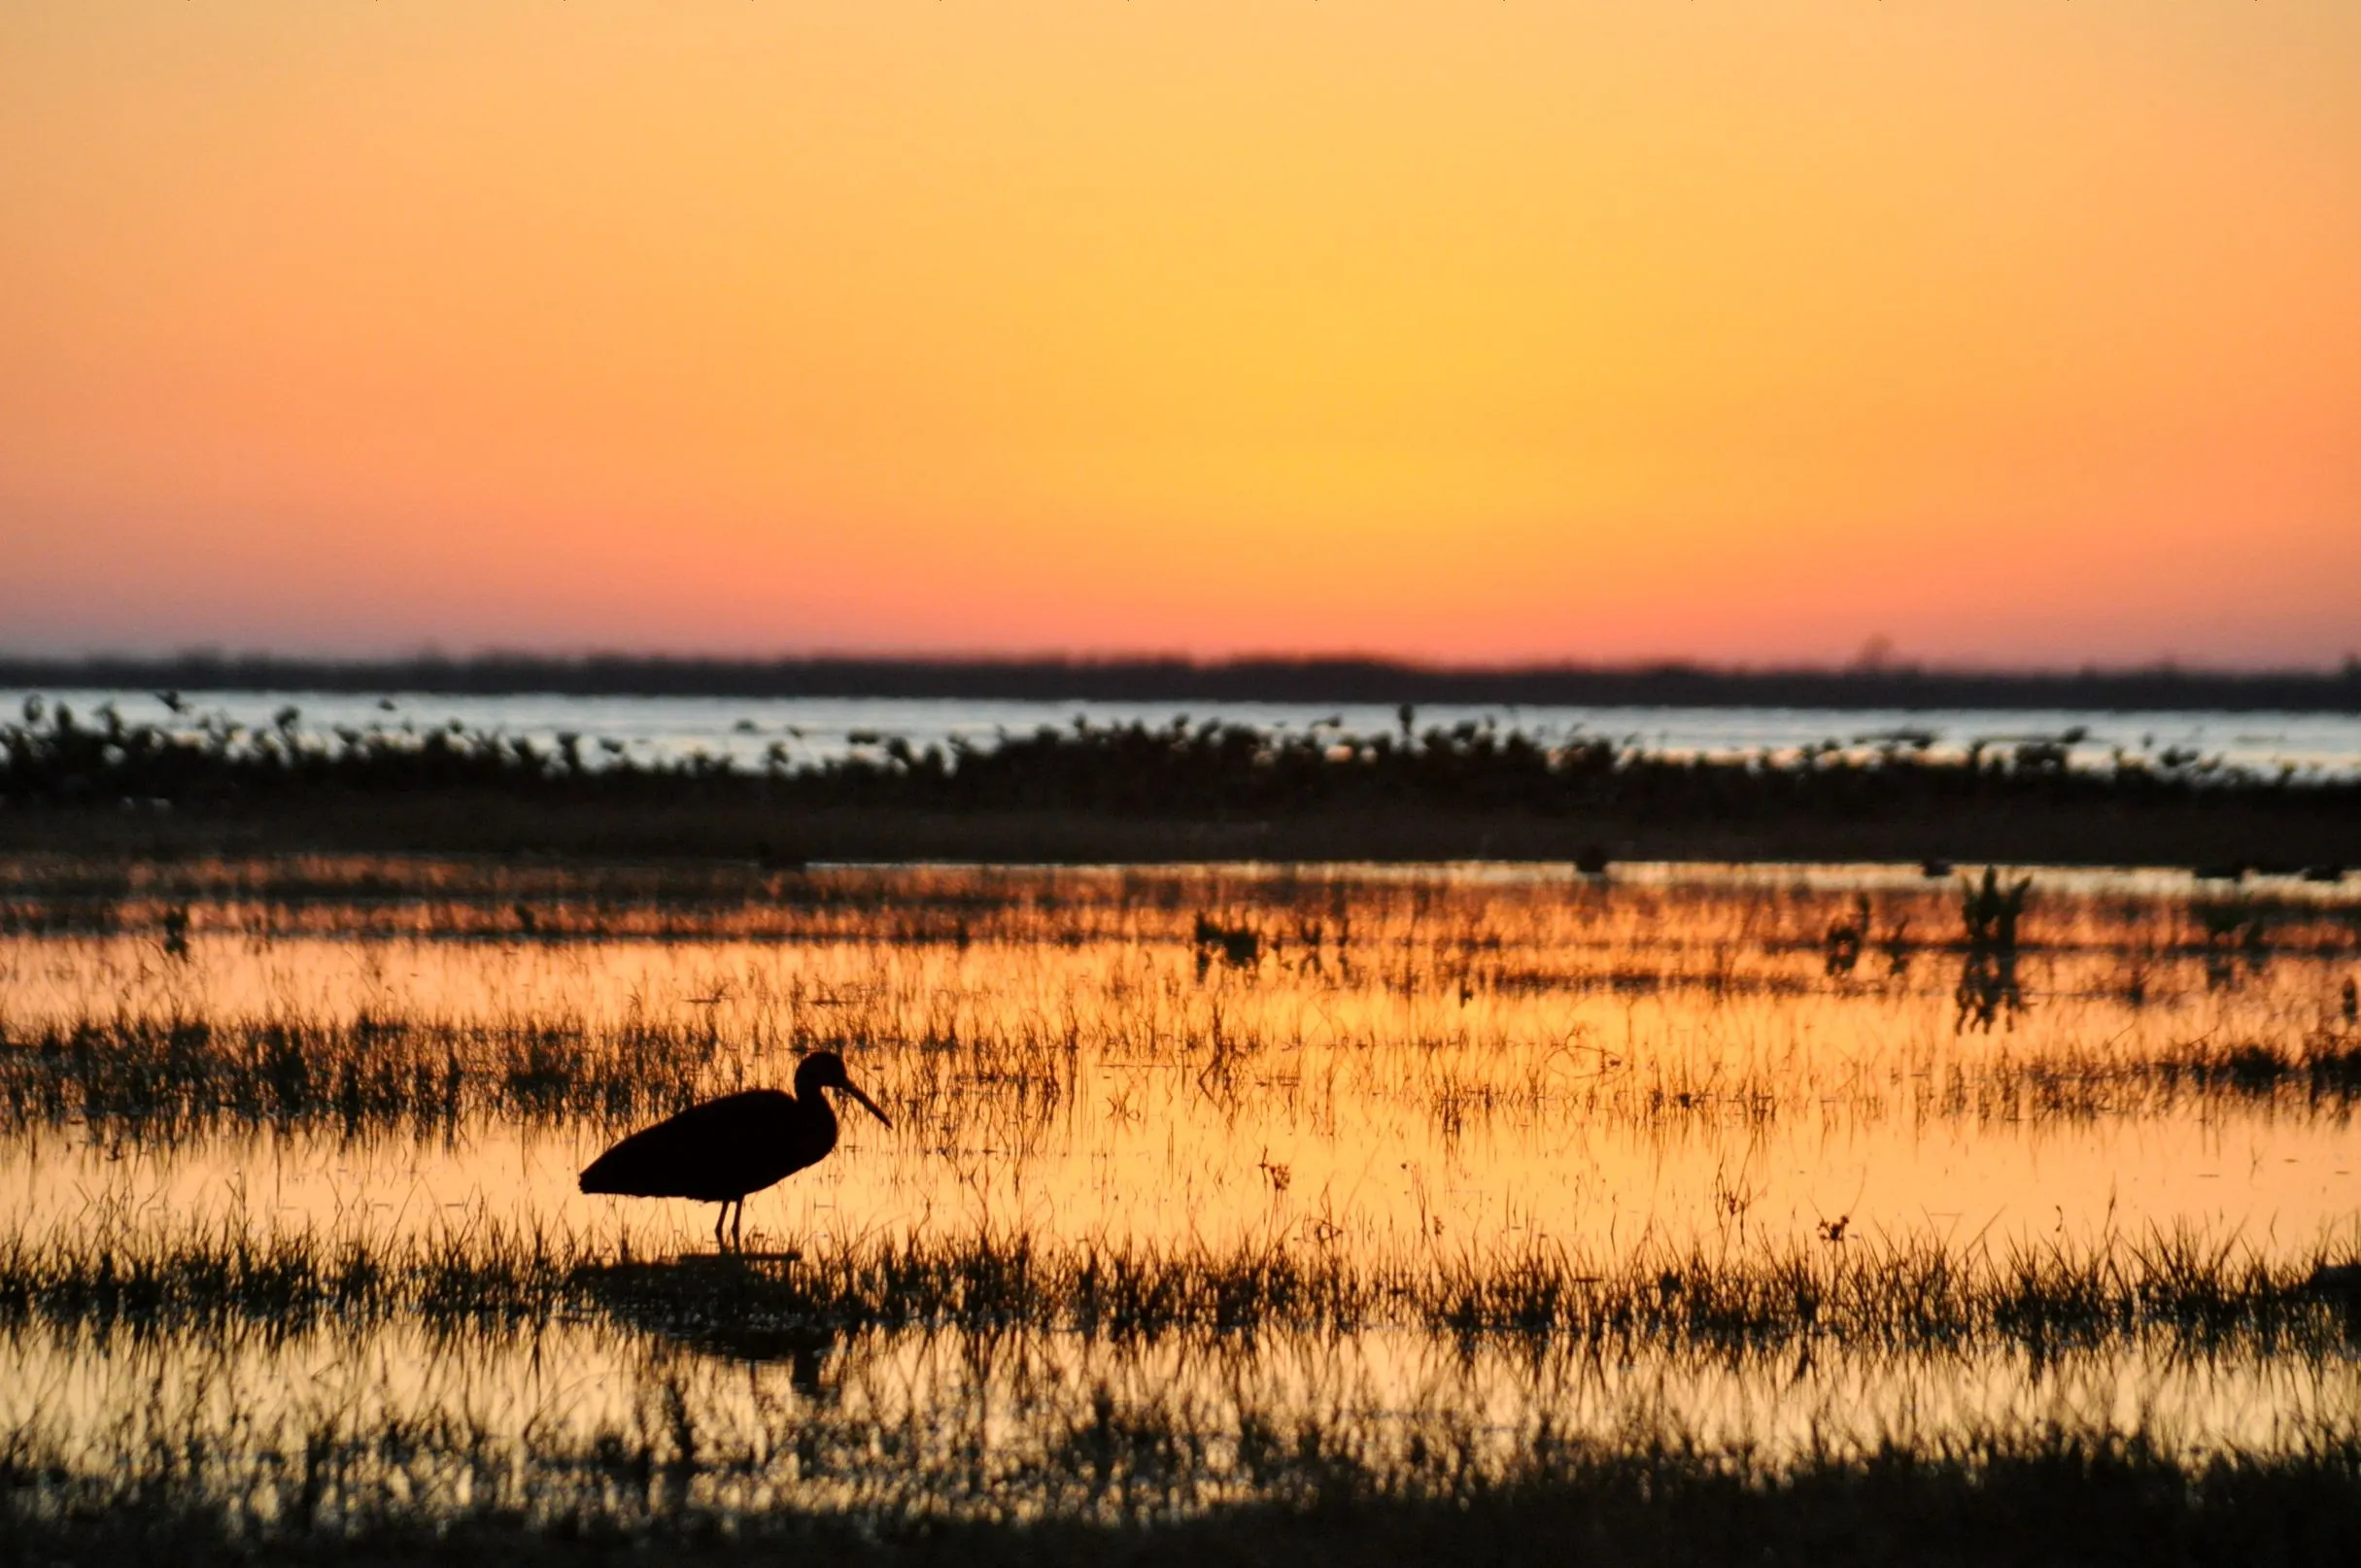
[6,699,2360,866]
[8,1397,2361,1566]
[9,1214,2357,1351]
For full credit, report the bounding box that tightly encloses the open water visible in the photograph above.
[13,688,2361,777]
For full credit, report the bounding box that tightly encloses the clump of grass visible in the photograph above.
[1961,868,2032,951]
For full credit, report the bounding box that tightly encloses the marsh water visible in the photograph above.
[4,860,2359,1529]
[17,687,2361,778]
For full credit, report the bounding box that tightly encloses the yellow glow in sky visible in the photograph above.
[2,3,2356,664]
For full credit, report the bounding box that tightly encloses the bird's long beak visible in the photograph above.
[838,1079,892,1130]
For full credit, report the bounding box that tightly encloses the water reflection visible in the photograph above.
[1953,944,2029,1034]
[3,861,2359,1524]
[5,1312,2357,1530]
[577,1253,844,1397]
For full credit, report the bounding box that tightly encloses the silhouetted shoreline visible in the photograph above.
[8,652,2361,712]
[5,702,2355,867]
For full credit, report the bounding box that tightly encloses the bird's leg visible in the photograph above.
[731,1200,744,1249]
[714,1204,728,1249]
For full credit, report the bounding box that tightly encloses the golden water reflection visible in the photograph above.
[3,861,2358,1515]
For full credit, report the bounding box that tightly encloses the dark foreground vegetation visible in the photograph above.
[5,698,2359,865]
[9,1429,2359,1568]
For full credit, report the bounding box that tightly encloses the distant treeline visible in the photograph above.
[6,654,2361,712]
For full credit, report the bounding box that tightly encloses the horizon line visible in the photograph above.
[5,650,2360,714]
[7,647,2361,677]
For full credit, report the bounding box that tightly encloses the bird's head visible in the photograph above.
[795,1050,891,1129]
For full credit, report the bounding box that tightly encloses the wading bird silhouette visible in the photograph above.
[578,1051,890,1248]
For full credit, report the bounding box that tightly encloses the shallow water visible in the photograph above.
[4,861,2359,1523]
[18,687,2361,777]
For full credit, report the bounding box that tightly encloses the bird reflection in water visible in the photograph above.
[572,1251,848,1401]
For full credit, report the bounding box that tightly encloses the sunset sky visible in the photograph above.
[3,3,2356,667]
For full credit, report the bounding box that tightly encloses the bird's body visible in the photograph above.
[579,1052,889,1246]
[581,1088,833,1204]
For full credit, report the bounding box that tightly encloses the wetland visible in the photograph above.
[3,858,2360,1559]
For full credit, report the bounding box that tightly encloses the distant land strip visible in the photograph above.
[6,655,2361,712]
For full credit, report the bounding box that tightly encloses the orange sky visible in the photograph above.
[2,3,2356,666]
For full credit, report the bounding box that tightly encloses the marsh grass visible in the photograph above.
[0,1011,736,1137]
[4,1210,2354,1359]
[8,982,2360,1143]
[9,859,2361,1556]
[7,1359,2361,1564]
